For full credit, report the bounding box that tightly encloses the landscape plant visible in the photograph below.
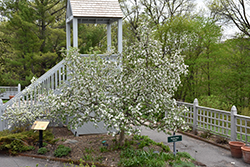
[0,129,46,154]
[54,145,71,157]
[37,147,48,155]
[32,22,189,145]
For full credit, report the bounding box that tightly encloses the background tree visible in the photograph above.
[208,0,250,37]
[0,0,66,86]
[214,37,250,112]
[78,24,107,54]
[119,0,196,43]
[156,16,222,102]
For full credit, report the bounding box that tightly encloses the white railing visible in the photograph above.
[177,99,250,144]
[0,59,67,131]
[0,54,118,131]
[0,84,21,99]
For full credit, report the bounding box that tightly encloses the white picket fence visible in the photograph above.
[177,99,250,144]
[0,84,21,99]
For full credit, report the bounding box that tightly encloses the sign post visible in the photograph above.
[167,132,182,156]
[31,120,50,148]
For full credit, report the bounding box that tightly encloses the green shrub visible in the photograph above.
[0,130,11,137]
[54,145,71,157]
[0,128,54,155]
[37,147,48,154]
[0,139,34,155]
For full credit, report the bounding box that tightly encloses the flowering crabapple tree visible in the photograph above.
[37,23,189,144]
[1,77,54,130]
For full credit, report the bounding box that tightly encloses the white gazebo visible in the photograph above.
[66,0,123,53]
[65,0,123,136]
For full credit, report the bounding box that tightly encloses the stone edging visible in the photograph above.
[19,153,109,167]
[177,130,230,151]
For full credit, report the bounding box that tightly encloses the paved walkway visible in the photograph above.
[0,155,65,167]
[0,127,249,167]
[141,126,249,167]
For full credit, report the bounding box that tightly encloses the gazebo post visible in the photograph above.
[118,19,122,53]
[73,18,78,48]
[66,23,71,50]
[107,23,112,52]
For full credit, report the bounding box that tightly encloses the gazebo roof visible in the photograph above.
[67,0,123,19]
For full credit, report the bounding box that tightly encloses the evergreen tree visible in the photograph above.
[0,0,66,86]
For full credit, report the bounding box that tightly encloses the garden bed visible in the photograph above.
[0,127,201,167]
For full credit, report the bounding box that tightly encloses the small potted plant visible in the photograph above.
[241,145,250,164]
[229,141,245,158]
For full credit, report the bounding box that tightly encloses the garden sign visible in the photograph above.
[31,120,50,148]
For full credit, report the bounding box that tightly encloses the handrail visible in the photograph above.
[2,59,66,108]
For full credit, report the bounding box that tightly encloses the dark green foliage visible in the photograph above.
[173,17,222,102]
[117,134,184,167]
[78,24,106,54]
[0,129,11,137]
[156,142,171,152]
[0,0,65,86]
[0,138,34,155]
[37,147,48,154]
[0,128,54,154]
[54,145,71,157]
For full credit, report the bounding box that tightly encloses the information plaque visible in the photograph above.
[31,120,50,130]
[31,120,50,148]
[167,135,182,143]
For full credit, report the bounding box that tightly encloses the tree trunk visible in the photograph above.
[119,129,125,145]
